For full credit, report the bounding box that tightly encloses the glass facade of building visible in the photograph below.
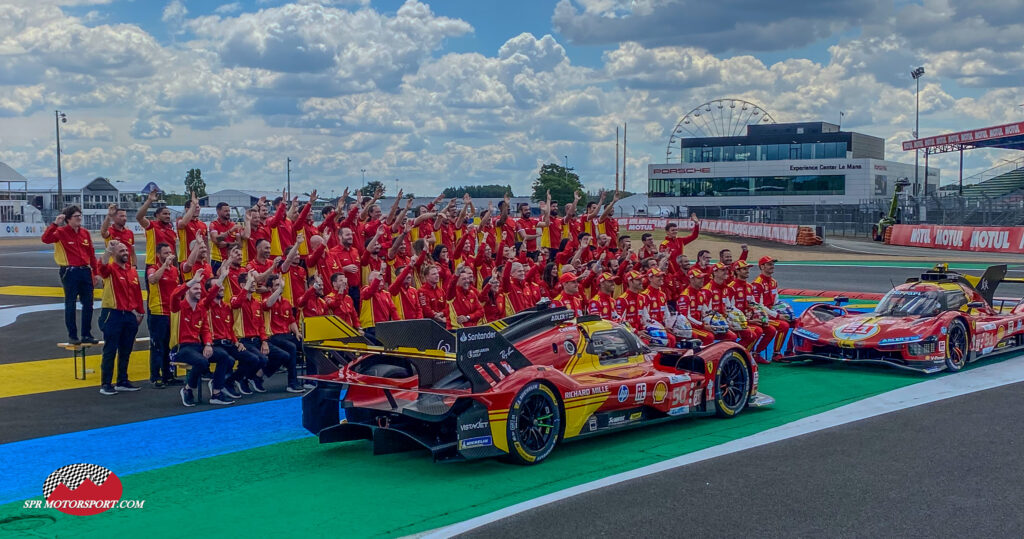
[649,174,845,198]
[681,141,848,163]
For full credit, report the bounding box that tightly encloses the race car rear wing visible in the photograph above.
[917,264,1022,306]
[303,315,532,392]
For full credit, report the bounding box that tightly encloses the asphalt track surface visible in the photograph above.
[463,381,1024,539]
[4,238,1024,537]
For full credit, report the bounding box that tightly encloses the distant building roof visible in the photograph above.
[24,176,117,191]
[0,161,29,184]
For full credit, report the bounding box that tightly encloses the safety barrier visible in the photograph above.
[885,224,1024,254]
[618,217,803,245]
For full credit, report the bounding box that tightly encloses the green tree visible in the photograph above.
[163,193,188,205]
[442,184,514,198]
[404,192,415,199]
[184,168,206,197]
[360,180,386,198]
[531,163,584,204]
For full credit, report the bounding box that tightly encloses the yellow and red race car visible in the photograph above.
[300,304,774,465]
[791,264,1024,373]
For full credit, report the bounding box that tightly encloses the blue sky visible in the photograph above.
[1,0,1022,197]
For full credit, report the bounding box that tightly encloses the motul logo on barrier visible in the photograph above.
[970,230,1010,249]
[910,228,930,243]
[935,229,963,247]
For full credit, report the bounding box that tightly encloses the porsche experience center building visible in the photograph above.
[648,121,940,209]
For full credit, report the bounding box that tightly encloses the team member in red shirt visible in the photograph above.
[588,273,620,321]
[500,254,539,313]
[659,214,701,257]
[136,190,178,266]
[480,276,511,322]
[515,202,540,256]
[705,262,760,349]
[209,202,240,273]
[96,239,145,395]
[205,266,258,397]
[640,268,670,326]
[170,268,235,406]
[327,273,359,328]
[297,275,331,318]
[752,256,791,357]
[42,205,100,345]
[389,252,424,320]
[359,270,398,340]
[146,242,182,388]
[638,233,658,259]
[615,271,646,331]
[262,276,304,393]
[418,264,448,326]
[333,227,362,304]
[176,192,208,263]
[732,260,776,363]
[100,204,136,267]
[677,268,718,346]
[552,272,585,316]
[447,266,484,328]
[231,271,271,393]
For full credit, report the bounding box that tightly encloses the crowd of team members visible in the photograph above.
[42,185,792,407]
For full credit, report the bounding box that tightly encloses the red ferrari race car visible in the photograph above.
[789,264,1024,374]
[300,304,774,464]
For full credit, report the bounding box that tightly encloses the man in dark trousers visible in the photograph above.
[96,239,145,395]
[41,205,101,345]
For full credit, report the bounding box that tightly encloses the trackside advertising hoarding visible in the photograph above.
[618,218,799,245]
[887,224,1024,254]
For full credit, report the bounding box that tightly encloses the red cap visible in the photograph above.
[758,256,778,265]
[626,270,643,281]
[711,262,729,272]
[599,272,616,283]
[648,268,665,277]
[733,260,751,270]
[687,268,706,279]
[558,272,579,284]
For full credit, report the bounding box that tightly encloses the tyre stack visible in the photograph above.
[883,226,894,244]
[796,226,823,246]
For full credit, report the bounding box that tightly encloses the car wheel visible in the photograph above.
[505,382,562,465]
[714,351,750,418]
[944,319,970,372]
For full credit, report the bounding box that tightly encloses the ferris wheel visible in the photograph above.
[666,98,776,162]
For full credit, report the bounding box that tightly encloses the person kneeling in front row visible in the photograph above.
[170,268,236,406]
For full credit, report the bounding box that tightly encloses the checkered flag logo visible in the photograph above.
[43,463,114,498]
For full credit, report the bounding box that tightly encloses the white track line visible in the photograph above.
[426,356,1024,538]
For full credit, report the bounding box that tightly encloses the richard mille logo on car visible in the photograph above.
[564,385,609,399]
[634,383,647,402]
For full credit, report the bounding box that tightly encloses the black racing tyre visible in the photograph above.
[713,351,750,418]
[505,382,562,465]
[871,225,881,242]
[362,363,413,378]
[944,319,970,372]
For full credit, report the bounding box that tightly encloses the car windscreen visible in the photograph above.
[874,289,942,316]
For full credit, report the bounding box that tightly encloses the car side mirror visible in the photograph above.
[967,301,985,310]
[680,339,702,352]
[833,296,849,306]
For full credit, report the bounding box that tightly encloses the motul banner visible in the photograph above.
[887,224,1024,253]
[615,218,798,245]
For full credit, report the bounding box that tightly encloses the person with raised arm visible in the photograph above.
[96,239,145,395]
[42,205,100,345]
[137,189,178,267]
[100,203,136,267]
